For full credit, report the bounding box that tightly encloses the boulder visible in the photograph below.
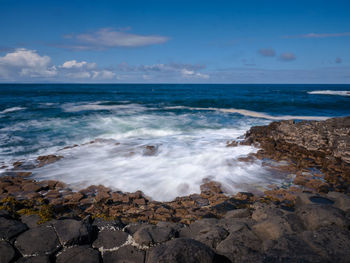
[224,208,251,219]
[0,241,16,263]
[146,238,216,263]
[53,219,91,246]
[103,245,145,263]
[327,191,350,212]
[21,214,41,228]
[56,246,101,263]
[92,229,129,250]
[0,217,27,240]
[15,226,61,256]
[252,216,293,241]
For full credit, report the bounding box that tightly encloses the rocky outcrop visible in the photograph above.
[244,116,350,193]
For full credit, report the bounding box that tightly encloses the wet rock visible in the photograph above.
[0,217,27,240]
[103,245,145,263]
[142,145,158,156]
[16,255,50,263]
[36,155,63,167]
[133,224,175,246]
[22,183,42,192]
[92,229,128,250]
[146,238,216,263]
[92,218,124,231]
[15,226,61,256]
[53,219,91,246]
[56,246,101,263]
[301,226,350,262]
[0,241,16,263]
[296,204,348,230]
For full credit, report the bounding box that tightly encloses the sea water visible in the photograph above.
[0,84,349,201]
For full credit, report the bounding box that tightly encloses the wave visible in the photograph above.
[0,107,26,114]
[61,101,146,113]
[308,90,350,96]
[165,106,329,121]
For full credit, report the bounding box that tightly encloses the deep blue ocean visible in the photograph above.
[0,84,349,200]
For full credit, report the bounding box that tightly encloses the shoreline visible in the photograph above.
[1,116,350,262]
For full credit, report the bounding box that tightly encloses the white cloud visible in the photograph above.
[62,28,169,50]
[283,32,350,39]
[92,70,116,80]
[0,48,57,78]
[61,60,96,69]
[181,68,209,79]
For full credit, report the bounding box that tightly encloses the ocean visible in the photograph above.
[0,84,349,201]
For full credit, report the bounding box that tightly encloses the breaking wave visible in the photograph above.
[308,90,350,96]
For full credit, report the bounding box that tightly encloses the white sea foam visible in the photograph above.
[165,106,329,121]
[308,90,350,96]
[0,107,26,114]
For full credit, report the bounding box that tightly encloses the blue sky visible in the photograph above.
[0,0,349,83]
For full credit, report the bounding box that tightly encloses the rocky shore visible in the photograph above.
[1,116,350,262]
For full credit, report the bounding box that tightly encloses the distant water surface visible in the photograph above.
[0,84,349,200]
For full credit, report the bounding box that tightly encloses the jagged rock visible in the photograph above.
[296,204,348,230]
[103,245,145,263]
[15,226,61,256]
[53,219,91,246]
[146,238,216,263]
[301,226,350,262]
[56,246,101,263]
[0,241,16,263]
[36,155,63,167]
[133,224,175,246]
[92,229,128,250]
[0,217,27,240]
[16,255,50,263]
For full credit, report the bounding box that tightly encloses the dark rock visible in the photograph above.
[327,191,350,212]
[16,255,50,263]
[92,229,128,250]
[15,226,61,256]
[179,219,228,249]
[124,223,144,235]
[252,216,293,241]
[133,224,175,246]
[36,155,63,167]
[296,204,348,230]
[92,218,124,231]
[56,246,101,263]
[53,219,91,246]
[263,234,324,262]
[0,217,27,240]
[146,238,216,263]
[103,245,145,263]
[21,214,41,228]
[0,241,16,263]
[301,226,350,262]
[216,225,263,263]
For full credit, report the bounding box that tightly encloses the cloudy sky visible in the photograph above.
[0,0,349,83]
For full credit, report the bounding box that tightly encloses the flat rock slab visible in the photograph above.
[103,245,145,263]
[0,217,27,240]
[146,238,215,263]
[92,229,129,250]
[56,246,100,263]
[0,241,16,263]
[53,219,90,246]
[15,226,61,256]
[21,214,41,228]
[16,255,50,263]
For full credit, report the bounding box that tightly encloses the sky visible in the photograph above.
[0,0,349,83]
